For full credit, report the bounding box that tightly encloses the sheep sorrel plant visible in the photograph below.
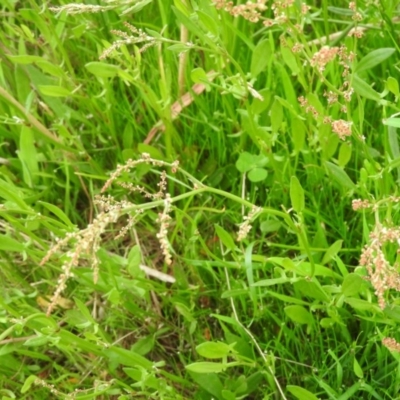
[3,0,400,398]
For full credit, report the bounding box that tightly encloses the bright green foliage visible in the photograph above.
[2,0,400,399]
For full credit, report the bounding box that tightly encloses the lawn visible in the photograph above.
[1,0,400,399]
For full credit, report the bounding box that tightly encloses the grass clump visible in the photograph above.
[1,0,400,399]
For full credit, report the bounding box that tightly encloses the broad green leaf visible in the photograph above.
[252,277,293,287]
[345,298,381,312]
[19,126,38,187]
[293,280,330,302]
[355,48,395,73]
[383,118,400,128]
[0,234,25,252]
[21,375,38,394]
[251,40,271,78]
[353,357,363,378]
[191,67,209,84]
[236,152,268,173]
[7,55,43,64]
[222,389,236,400]
[264,290,309,305]
[85,62,120,78]
[214,224,236,250]
[352,74,381,101]
[36,60,65,78]
[197,10,219,36]
[38,85,71,97]
[325,161,356,190]
[124,368,159,389]
[338,142,352,167]
[103,347,153,369]
[39,201,74,227]
[270,257,342,279]
[281,46,299,75]
[290,176,305,213]
[287,385,319,400]
[186,362,226,373]
[260,220,281,233]
[127,245,141,278]
[342,273,365,296]
[137,143,164,160]
[175,302,195,322]
[384,305,400,323]
[23,335,50,347]
[320,318,336,328]
[130,336,155,356]
[248,168,268,182]
[291,118,306,152]
[386,77,399,96]
[284,305,314,324]
[196,341,233,359]
[322,240,343,265]
[188,371,223,399]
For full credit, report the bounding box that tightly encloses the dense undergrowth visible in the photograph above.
[1,0,400,399]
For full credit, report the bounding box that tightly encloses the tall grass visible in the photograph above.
[1,0,400,398]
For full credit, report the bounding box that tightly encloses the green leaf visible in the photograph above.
[197,10,219,36]
[383,118,400,128]
[127,245,142,278]
[7,55,43,64]
[186,362,226,373]
[38,85,71,97]
[191,67,209,84]
[196,342,233,359]
[281,46,299,75]
[322,240,343,265]
[18,126,38,187]
[36,60,66,78]
[39,201,74,228]
[355,48,395,73]
[293,280,330,302]
[290,176,305,213]
[284,305,314,325]
[338,142,352,167]
[351,74,382,101]
[175,302,195,322]
[291,118,306,152]
[120,0,152,15]
[251,40,272,78]
[214,224,236,251]
[353,357,364,379]
[103,347,153,370]
[85,62,121,78]
[345,298,381,312]
[21,375,38,394]
[270,99,283,133]
[248,168,268,182]
[386,77,399,96]
[236,152,268,173]
[188,372,223,399]
[287,385,319,400]
[325,161,356,190]
[342,273,365,296]
[0,234,25,252]
[130,336,155,356]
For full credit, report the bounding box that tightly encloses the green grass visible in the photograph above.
[1,0,400,398]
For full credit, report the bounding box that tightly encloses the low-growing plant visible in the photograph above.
[2,0,400,399]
